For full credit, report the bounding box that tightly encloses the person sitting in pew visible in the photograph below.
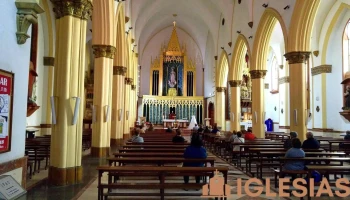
[197,125,204,133]
[183,137,207,187]
[244,128,256,141]
[172,130,185,143]
[166,126,173,133]
[131,130,144,143]
[211,125,219,134]
[129,128,140,141]
[340,130,350,149]
[301,132,320,149]
[203,126,210,133]
[284,131,298,149]
[232,132,245,151]
[284,138,305,170]
[229,131,237,142]
[147,123,154,131]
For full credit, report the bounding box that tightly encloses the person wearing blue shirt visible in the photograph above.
[301,132,320,149]
[265,118,273,132]
[284,138,305,171]
[131,131,144,143]
[183,137,207,184]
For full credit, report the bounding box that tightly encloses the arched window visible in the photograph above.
[269,50,279,93]
[344,20,350,74]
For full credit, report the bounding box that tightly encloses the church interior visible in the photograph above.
[1,0,350,199]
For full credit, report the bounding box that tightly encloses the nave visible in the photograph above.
[24,128,350,200]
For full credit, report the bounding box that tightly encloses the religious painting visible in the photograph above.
[0,69,14,154]
[162,62,183,96]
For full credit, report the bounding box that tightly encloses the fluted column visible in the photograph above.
[285,52,310,141]
[250,70,267,138]
[123,78,132,138]
[111,66,126,145]
[228,80,241,131]
[48,0,91,186]
[91,46,115,156]
[215,87,226,130]
[90,0,115,157]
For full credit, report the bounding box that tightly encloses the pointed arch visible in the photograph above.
[216,50,229,87]
[288,0,320,52]
[230,34,251,80]
[251,8,288,70]
[114,3,126,67]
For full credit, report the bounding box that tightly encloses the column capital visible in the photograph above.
[131,85,136,90]
[284,51,311,64]
[249,70,267,79]
[51,0,92,20]
[228,80,241,87]
[113,66,127,76]
[125,77,133,85]
[92,45,116,59]
[216,87,226,93]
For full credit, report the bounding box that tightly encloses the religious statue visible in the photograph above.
[241,82,248,99]
[168,67,177,88]
[344,85,350,109]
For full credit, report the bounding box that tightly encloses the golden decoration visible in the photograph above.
[92,45,116,59]
[51,0,92,20]
[265,83,269,89]
[216,87,226,93]
[166,21,182,53]
[284,51,311,64]
[113,66,127,76]
[228,80,241,87]
[278,76,290,84]
[313,50,319,57]
[125,77,133,85]
[311,65,332,76]
[249,70,267,79]
[131,85,136,90]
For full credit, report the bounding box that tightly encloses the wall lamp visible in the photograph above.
[237,31,241,34]
[284,5,290,10]
[249,36,253,39]
[262,4,268,8]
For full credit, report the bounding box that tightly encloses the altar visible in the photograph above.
[163,119,189,128]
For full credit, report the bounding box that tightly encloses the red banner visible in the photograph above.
[0,70,13,153]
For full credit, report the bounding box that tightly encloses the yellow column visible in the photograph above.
[285,52,310,141]
[123,78,132,138]
[228,80,241,131]
[111,66,126,145]
[91,46,115,157]
[215,87,226,130]
[48,0,91,186]
[250,70,267,138]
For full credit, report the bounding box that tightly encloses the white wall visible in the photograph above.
[324,10,350,131]
[0,1,30,163]
[140,26,204,96]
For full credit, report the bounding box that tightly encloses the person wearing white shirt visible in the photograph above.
[232,132,245,151]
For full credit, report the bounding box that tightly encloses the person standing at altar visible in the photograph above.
[169,111,176,119]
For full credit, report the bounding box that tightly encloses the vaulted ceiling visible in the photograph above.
[130,0,235,59]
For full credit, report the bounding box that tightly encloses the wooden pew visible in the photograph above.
[107,157,215,167]
[118,148,185,153]
[122,144,188,149]
[96,166,228,200]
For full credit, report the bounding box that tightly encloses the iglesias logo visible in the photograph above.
[202,170,350,198]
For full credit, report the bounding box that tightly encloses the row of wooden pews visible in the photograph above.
[96,129,229,200]
[203,131,350,200]
[25,130,92,179]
